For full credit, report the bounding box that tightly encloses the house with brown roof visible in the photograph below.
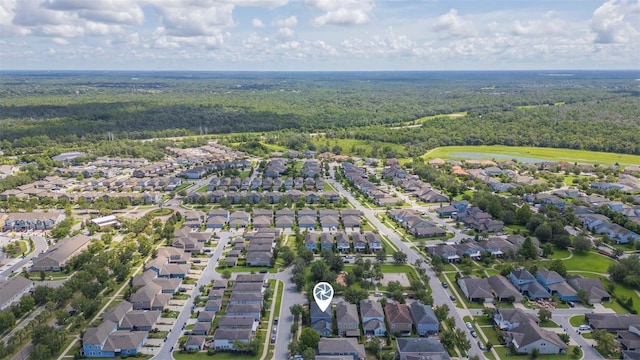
[385,302,413,336]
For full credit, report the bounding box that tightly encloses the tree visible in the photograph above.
[375,250,386,263]
[302,347,316,360]
[392,250,407,264]
[530,347,539,359]
[573,235,591,253]
[222,270,232,280]
[538,308,552,323]
[290,304,305,322]
[572,346,581,358]
[344,287,369,304]
[548,259,567,277]
[577,289,590,305]
[519,237,538,260]
[366,337,382,359]
[0,311,15,333]
[534,223,552,243]
[299,328,320,351]
[593,329,616,356]
[280,246,295,266]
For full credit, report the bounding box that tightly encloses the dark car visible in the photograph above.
[449,295,456,301]
[259,269,268,273]
[568,301,575,307]
[470,330,478,338]
[271,335,276,343]
[274,317,279,324]
[441,282,448,288]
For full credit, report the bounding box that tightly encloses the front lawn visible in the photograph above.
[494,346,581,360]
[562,251,615,273]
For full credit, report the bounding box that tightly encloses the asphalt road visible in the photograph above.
[152,232,232,360]
[0,234,48,280]
[267,267,305,360]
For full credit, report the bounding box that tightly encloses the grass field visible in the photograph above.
[309,137,408,158]
[397,112,467,126]
[561,252,615,274]
[422,145,640,165]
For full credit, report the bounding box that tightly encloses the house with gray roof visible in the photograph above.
[509,269,551,300]
[235,274,266,283]
[494,308,535,330]
[31,234,92,272]
[536,269,578,302]
[130,283,170,311]
[503,318,568,354]
[317,338,366,360]
[0,275,33,311]
[488,275,523,303]
[566,275,610,304]
[119,310,161,331]
[197,311,215,323]
[396,338,450,360]
[586,313,640,332]
[213,328,253,350]
[457,276,493,303]
[217,316,256,330]
[336,302,360,337]
[184,335,206,351]
[102,301,132,326]
[229,292,263,306]
[232,282,264,293]
[409,301,439,336]
[226,304,261,320]
[360,300,386,336]
[191,322,211,336]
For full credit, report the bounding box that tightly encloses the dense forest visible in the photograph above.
[0,70,638,154]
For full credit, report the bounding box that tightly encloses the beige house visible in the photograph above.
[31,234,92,272]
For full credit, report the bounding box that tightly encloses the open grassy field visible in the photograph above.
[398,112,467,126]
[309,137,408,158]
[422,145,640,165]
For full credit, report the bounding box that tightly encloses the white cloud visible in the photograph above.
[252,18,264,28]
[432,9,476,38]
[591,0,640,44]
[272,15,297,27]
[275,26,295,40]
[305,0,374,26]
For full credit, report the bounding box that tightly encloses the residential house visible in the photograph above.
[130,283,170,311]
[365,232,383,252]
[566,275,610,304]
[385,302,413,336]
[456,208,504,233]
[428,245,460,263]
[320,233,334,251]
[82,320,148,358]
[457,276,494,303]
[536,269,578,302]
[305,233,318,252]
[226,304,261,320]
[586,313,640,332]
[0,276,34,311]
[396,338,450,360]
[503,318,568,354]
[409,301,439,336]
[509,269,551,300]
[235,274,266,283]
[494,308,535,330]
[317,338,366,360]
[212,328,253,350]
[102,301,132,327]
[488,275,523,303]
[197,311,215,324]
[246,251,273,267]
[119,311,161,331]
[229,292,263,306]
[352,233,367,252]
[360,300,386,336]
[184,335,206,351]
[217,316,256,330]
[336,232,351,253]
[205,299,223,312]
[191,322,211,336]
[231,282,264,293]
[336,302,360,337]
[275,215,294,228]
[298,215,317,230]
[481,237,519,257]
[342,215,361,229]
[31,234,92,272]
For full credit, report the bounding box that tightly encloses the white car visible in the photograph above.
[465,322,473,330]
[578,325,591,331]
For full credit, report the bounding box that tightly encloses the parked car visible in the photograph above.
[271,335,276,344]
[274,317,279,324]
[478,341,485,350]
[259,269,268,273]
[465,322,473,330]
[441,281,448,288]
[449,295,456,301]
[578,325,591,331]
[568,301,575,307]
[470,330,477,338]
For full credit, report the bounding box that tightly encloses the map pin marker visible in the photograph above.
[313,282,334,312]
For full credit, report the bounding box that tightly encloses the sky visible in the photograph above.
[0,0,639,71]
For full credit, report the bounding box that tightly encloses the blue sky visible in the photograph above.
[0,0,638,70]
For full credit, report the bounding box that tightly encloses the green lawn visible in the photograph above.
[422,145,640,165]
[174,352,259,360]
[480,326,502,346]
[273,280,284,318]
[569,315,588,327]
[494,346,581,360]
[561,251,615,273]
[309,137,408,158]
